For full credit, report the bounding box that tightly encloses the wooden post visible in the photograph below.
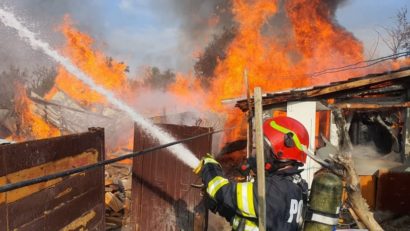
[254,87,266,231]
[244,69,253,159]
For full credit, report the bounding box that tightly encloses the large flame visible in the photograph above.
[13,17,133,156]
[45,16,130,107]
[210,0,364,106]
[285,0,364,83]
[7,1,410,153]
[11,84,61,141]
[168,0,366,141]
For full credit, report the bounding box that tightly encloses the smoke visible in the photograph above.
[351,144,401,175]
[131,89,201,117]
[0,0,106,71]
[0,0,353,73]
[138,0,234,72]
[326,0,350,16]
[149,0,233,39]
[0,0,236,73]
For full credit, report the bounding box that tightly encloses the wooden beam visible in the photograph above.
[332,101,410,109]
[244,69,253,159]
[254,87,266,231]
[308,69,410,97]
[236,68,410,111]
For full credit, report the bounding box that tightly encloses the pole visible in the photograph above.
[244,69,253,159]
[254,87,266,231]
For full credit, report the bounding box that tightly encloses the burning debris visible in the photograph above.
[105,163,132,230]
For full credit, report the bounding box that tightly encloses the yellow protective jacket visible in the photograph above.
[201,161,307,231]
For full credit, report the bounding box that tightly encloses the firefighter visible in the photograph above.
[194,116,309,231]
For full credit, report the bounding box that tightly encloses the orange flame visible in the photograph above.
[169,0,367,142]
[45,16,130,107]
[12,17,134,155]
[12,84,61,141]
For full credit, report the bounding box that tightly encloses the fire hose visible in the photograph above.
[0,128,233,193]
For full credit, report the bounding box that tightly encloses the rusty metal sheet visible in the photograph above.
[0,129,104,174]
[376,171,410,215]
[17,217,46,231]
[0,128,105,231]
[0,204,6,229]
[131,124,211,231]
[45,186,101,230]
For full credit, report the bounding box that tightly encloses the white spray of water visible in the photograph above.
[0,8,200,168]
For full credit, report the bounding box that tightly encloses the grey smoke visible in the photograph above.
[326,0,350,16]
[115,0,233,73]
[0,0,105,71]
[0,0,352,74]
[0,0,233,73]
[148,0,233,41]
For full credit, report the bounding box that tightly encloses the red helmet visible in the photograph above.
[263,116,309,164]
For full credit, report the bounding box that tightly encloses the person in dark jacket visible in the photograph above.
[194,116,310,231]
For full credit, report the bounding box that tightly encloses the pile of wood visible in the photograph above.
[105,163,132,230]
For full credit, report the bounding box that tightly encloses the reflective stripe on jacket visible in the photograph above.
[201,161,306,231]
[232,215,258,231]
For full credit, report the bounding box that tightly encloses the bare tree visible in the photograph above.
[382,7,410,55]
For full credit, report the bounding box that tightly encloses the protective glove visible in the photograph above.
[193,153,220,174]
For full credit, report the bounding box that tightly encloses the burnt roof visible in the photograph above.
[236,66,410,112]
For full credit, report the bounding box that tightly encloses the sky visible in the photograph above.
[0,0,409,74]
[337,0,410,58]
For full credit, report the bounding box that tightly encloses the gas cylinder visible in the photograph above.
[303,170,343,231]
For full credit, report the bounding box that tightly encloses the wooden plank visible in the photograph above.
[304,69,410,98]
[105,191,124,212]
[333,101,410,109]
[336,95,405,104]
[236,69,410,111]
[254,87,266,231]
[245,69,253,159]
